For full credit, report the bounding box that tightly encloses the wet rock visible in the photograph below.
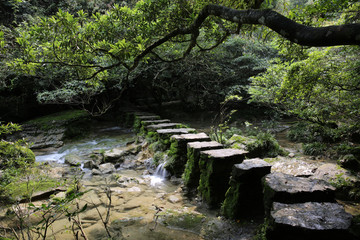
[127,186,141,192]
[221,158,271,219]
[310,163,357,182]
[20,187,66,203]
[198,148,247,208]
[267,202,355,240]
[104,148,127,162]
[83,160,96,169]
[269,156,322,177]
[168,195,181,203]
[263,172,336,214]
[91,169,102,175]
[10,124,66,149]
[64,154,82,166]
[169,176,183,185]
[95,163,116,174]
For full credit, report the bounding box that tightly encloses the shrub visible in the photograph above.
[303,142,327,156]
[246,132,287,158]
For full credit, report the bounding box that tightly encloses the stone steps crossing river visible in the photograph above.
[129,111,357,240]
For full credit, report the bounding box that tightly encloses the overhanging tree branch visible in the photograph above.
[129,4,360,73]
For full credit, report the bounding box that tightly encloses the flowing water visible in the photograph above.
[25,122,256,240]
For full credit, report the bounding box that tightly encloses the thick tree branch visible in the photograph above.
[203,5,360,46]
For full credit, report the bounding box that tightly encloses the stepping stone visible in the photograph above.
[221,158,271,219]
[183,141,223,189]
[133,115,161,132]
[263,172,336,214]
[141,119,171,126]
[156,128,196,138]
[165,133,211,177]
[267,202,355,240]
[146,123,184,131]
[198,148,248,208]
[151,128,196,149]
[136,115,160,121]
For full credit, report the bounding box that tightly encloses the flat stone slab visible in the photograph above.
[263,172,336,213]
[233,158,272,180]
[141,119,171,126]
[267,202,355,240]
[200,148,248,159]
[187,141,223,150]
[147,123,182,130]
[157,128,196,135]
[171,133,210,142]
[136,115,160,120]
[133,112,156,116]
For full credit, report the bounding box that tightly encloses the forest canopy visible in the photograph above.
[0,0,359,135]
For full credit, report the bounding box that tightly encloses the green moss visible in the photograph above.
[159,210,205,233]
[133,116,142,133]
[153,151,166,165]
[221,183,241,219]
[198,155,214,206]
[146,131,158,143]
[25,110,89,130]
[4,178,59,200]
[183,147,199,188]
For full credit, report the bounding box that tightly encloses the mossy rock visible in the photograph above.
[158,210,205,233]
[25,110,89,131]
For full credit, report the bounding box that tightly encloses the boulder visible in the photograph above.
[267,202,355,240]
[64,154,82,166]
[104,148,127,162]
[98,163,116,174]
[263,172,336,214]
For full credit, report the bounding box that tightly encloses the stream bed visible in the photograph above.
[28,123,258,240]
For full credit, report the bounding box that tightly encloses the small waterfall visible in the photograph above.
[150,162,169,186]
[154,162,169,178]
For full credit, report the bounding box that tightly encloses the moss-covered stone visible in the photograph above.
[165,133,210,177]
[198,149,247,208]
[183,141,223,190]
[221,159,271,219]
[25,110,89,131]
[158,209,205,234]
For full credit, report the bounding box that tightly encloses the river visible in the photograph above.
[29,122,258,240]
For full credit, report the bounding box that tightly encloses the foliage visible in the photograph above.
[0,140,35,171]
[287,121,340,143]
[0,122,21,136]
[250,46,360,139]
[303,142,327,156]
[246,131,287,158]
[210,95,242,144]
[134,36,276,110]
